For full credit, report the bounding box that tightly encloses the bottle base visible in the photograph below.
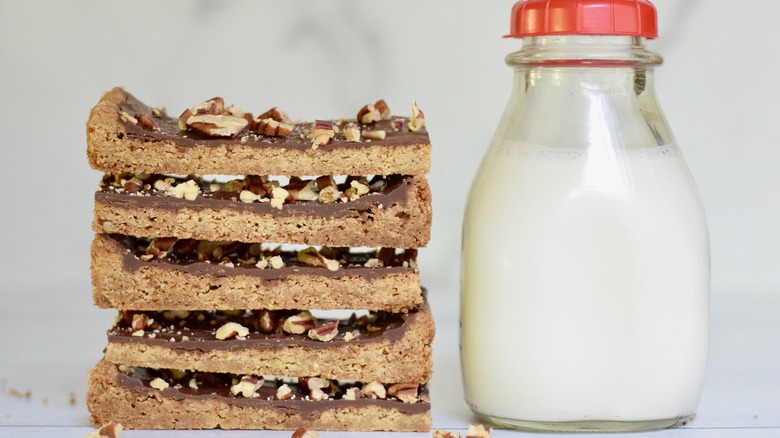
[473,412,693,433]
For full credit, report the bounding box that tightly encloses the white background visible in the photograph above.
[0,0,778,436]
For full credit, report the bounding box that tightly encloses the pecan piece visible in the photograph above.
[149,378,169,391]
[408,100,425,132]
[309,120,335,149]
[298,247,340,271]
[136,113,159,131]
[466,424,492,438]
[179,97,248,137]
[361,129,386,140]
[357,103,381,124]
[361,381,386,399]
[387,383,419,403]
[343,125,361,142]
[308,321,339,342]
[230,375,263,398]
[276,383,293,400]
[343,387,363,400]
[315,176,340,203]
[282,311,316,334]
[215,322,249,340]
[292,428,319,438]
[145,237,178,258]
[285,179,319,201]
[374,99,391,120]
[258,107,292,124]
[256,118,293,137]
[433,431,461,438]
[86,420,124,438]
[131,313,154,332]
[186,114,248,137]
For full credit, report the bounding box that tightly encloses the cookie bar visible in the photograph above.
[92,234,422,312]
[88,360,430,431]
[93,174,432,247]
[87,88,430,177]
[104,300,434,383]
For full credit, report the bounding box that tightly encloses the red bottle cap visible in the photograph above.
[507,0,658,39]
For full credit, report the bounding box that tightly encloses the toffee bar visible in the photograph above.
[87,88,431,177]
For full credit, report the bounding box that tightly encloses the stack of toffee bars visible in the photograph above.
[85,88,434,432]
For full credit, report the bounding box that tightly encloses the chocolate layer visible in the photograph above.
[118,90,429,152]
[114,365,430,418]
[108,303,424,352]
[95,174,413,219]
[109,234,416,279]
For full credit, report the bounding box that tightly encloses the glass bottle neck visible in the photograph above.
[506,35,662,67]
[496,35,673,149]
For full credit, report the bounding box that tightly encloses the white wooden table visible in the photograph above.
[1,280,777,437]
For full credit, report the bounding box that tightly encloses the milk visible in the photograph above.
[461,141,709,424]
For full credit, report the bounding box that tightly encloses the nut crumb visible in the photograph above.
[343,330,359,342]
[292,428,319,438]
[85,420,123,438]
[69,391,77,406]
[343,126,361,142]
[119,111,137,125]
[433,431,461,438]
[466,424,492,438]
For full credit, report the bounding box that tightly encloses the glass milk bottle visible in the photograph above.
[460,0,710,432]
